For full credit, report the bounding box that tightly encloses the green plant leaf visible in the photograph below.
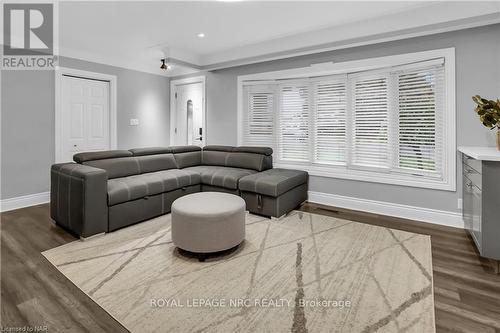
[472,95,483,105]
[473,95,500,129]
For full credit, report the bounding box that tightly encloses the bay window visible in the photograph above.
[238,49,455,190]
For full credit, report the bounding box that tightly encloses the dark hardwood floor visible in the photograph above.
[1,204,128,333]
[2,202,500,332]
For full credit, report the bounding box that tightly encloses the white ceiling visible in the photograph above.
[59,1,500,76]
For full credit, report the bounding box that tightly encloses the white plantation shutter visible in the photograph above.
[394,62,445,177]
[313,78,347,164]
[240,55,451,190]
[350,74,389,169]
[279,84,310,162]
[242,85,276,149]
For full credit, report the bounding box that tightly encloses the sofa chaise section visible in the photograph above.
[239,168,308,218]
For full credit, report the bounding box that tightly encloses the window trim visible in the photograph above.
[237,48,456,191]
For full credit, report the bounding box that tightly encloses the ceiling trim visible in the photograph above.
[59,46,172,77]
[203,13,500,71]
[200,1,500,66]
[165,57,202,71]
[58,6,499,77]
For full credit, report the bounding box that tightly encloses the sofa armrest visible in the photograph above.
[50,163,108,238]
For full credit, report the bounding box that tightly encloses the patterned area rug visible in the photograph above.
[42,211,435,332]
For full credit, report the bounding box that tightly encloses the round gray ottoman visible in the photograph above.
[171,192,246,257]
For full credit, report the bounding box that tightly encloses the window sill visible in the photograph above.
[274,162,456,191]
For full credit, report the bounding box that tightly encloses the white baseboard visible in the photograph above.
[0,190,464,229]
[308,191,464,229]
[0,192,50,213]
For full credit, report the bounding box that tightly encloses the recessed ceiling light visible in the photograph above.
[197,33,205,38]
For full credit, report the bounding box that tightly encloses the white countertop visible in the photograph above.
[458,146,500,161]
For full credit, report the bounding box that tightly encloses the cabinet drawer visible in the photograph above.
[463,165,482,189]
[462,155,482,174]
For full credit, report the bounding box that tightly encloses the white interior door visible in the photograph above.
[61,76,110,162]
[174,82,204,146]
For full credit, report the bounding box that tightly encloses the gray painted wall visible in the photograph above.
[174,24,500,213]
[1,70,55,200]
[2,24,498,214]
[1,58,170,199]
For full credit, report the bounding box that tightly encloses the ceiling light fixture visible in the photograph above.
[160,59,171,70]
[197,33,205,38]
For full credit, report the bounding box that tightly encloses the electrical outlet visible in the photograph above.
[457,198,463,210]
[130,118,139,126]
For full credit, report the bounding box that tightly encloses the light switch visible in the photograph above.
[130,118,139,126]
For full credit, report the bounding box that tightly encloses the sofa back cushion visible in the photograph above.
[74,144,272,177]
[83,157,140,179]
[202,145,234,152]
[129,147,172,156]
[202,145,273,172]
[172,145,202,168]
[202,151,229,166]
[201,146,232,166]
[73,150,132,163]
[226,152,272,171]
[136,154,178,173]
[233,146,273,156]
[80,152,179,178]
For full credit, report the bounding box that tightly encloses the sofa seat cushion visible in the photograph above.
[238,168,308,197]
[184,166,257,190]
[107,169,200,206]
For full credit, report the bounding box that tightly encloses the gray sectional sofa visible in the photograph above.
[50,145,308,238]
